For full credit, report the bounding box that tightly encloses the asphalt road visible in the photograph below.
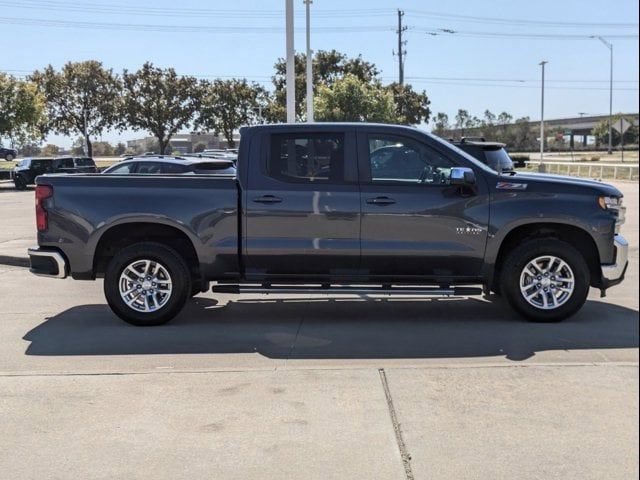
[0,181,637,480]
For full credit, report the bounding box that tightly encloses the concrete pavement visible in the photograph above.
[0,181,637,479]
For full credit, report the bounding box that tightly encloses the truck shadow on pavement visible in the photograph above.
[23,295,639,361]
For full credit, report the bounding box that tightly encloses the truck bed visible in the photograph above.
[37,174,240,280]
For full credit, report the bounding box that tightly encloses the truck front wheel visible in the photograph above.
[104,242,191,326]
[500,238,590,322]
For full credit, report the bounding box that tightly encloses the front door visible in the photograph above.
[358,130,490,280]
[244,130,360,279]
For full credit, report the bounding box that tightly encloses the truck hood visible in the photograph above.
[506,172,623,197]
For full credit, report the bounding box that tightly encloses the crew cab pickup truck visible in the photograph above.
[28,123,628,326]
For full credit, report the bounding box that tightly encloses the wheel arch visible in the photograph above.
[490,222,600,293]
[93,221,201,283]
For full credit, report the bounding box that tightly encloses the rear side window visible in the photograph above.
[56,158,74,168]
[135,162,184,174]
[105,163,135,174]
[30,160,52,170]
[75,158,96,167]
[484,148,514,172]
[268,133,345,184]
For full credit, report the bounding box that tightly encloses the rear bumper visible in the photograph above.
[28,247,68,279]
[599,235,628,289]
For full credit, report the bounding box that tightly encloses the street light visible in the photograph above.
[304,0,314,122]
[592,36,613,154]
[539,60,548,169]
[285,0,295,123]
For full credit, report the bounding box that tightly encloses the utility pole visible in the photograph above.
[539,61,548,169]
[394,9,407,85]
[304,0,314,122]
[592,36,613,154]
[285,0,295,123]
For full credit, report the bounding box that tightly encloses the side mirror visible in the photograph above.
[450,167,476,186]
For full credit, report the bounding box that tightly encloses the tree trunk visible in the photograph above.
[158,136,168,155]
[225,129,235,148]
[86,135,93,157]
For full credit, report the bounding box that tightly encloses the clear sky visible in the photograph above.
[2,0,639,147]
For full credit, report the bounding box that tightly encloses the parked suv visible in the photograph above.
[102,156,236,175]
[12,156,97,189]
[1,146,18,161]
[450,138,517,173]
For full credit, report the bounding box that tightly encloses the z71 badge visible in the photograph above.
[496,182,528,190]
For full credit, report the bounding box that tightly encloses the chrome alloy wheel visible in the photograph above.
[519,255,575,310]
[119,259,172,313]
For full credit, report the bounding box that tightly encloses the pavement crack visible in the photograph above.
[379,368,414,480]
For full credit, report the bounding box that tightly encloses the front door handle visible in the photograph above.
[366,196,396,205]
[253,195,283,204]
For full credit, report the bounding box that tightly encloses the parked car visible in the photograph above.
[102,156,236,175]
[449,137,518,173]
[28,123,627,326]
[12,156,97,190]
[1,146,18,161]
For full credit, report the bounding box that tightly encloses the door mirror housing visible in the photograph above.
[450,167,476,186]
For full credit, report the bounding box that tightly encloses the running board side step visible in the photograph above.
[211,284,482,296]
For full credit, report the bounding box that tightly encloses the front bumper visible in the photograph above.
[28,247,68,279]
[600,235,628,289]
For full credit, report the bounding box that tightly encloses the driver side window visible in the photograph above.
[368,135,454,185]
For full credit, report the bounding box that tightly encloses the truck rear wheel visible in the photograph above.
[14,176,27,190]
[500,238,590,322]
[104,242,191,326]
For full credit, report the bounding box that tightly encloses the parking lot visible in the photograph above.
[0,181,638,479]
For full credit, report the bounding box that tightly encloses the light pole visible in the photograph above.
[539,61,548,169]
[304,0,314,122]
[592,36,613,154]
[285,0,295,123]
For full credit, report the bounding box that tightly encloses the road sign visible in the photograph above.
[613,118,632,135]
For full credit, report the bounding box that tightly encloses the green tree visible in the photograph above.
[267,50,380,122]
[122,62,200,155]
[41,143,60,156]
[196,79,267,148]
[431,112,450,137]
[385,82,431,125]
[31,61,121,157]
[193,142,206,153]
[0,73,46,147]
[314,74,398,123]
[114,142,127,156]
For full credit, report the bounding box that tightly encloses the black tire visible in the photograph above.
[5,153,14,161]
[14,176,27,190]
[104,242,191,326]
[500,238,590,322]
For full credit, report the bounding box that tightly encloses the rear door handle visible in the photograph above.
[253,195,283,204]
[366,196,396,205]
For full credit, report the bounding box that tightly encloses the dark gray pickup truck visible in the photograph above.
[28,123,628,325]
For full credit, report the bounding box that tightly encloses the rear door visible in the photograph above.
[358,128,490,279]
[244,128,360,279]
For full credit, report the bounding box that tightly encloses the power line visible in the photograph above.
[3,1,638,30]
[0,16,393,33]
[0,1,391,18]
[415,28,639,40]
[404,8,639,28]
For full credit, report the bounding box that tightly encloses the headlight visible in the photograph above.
[598,196,623,211]
[599,196,626,232]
